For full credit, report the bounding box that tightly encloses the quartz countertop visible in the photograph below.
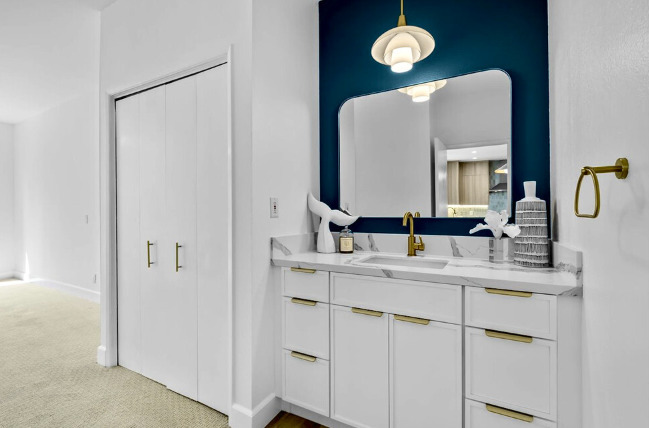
[271,247,582,297]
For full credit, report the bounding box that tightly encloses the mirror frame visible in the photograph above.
[338,69,513,220]
[319,0,550,236]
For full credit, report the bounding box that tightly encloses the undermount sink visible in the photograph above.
[357,255,449,270]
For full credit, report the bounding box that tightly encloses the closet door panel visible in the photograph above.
[138,86,169,384]
[116,95,142,373]
[165,76,198,400]
[196,65,229,412]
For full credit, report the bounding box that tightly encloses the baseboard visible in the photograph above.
[30,278,100,303]
[230,394,280,428]
[0,271,20,280]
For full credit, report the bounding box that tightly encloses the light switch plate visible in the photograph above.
[270,197,279,218]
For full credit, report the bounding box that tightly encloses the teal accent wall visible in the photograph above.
[319,0,549,236]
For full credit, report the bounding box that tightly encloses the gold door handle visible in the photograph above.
[290,267,316,274]
[175,242,183,272]
[147,241,155,268]
[486,404,534,423]
[485,329,533,344]
[394,314,430,325]
[485,288,533,298]
[351,307,383,317]
[290,351,316,362]
[291,298,317,306]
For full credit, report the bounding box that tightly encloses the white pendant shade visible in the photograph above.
[372,25,435,72]
[398,79,447,102]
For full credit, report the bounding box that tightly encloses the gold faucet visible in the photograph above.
[403,211,425,256]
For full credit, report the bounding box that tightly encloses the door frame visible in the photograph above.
[98,48,233,413]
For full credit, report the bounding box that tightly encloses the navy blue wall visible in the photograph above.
[319,0,549,236]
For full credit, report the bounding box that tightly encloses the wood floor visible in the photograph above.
[266,411,327,428]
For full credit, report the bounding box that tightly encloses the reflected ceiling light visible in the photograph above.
[495,163,508,174]
[371,0,436,73]
[397,80,447,102]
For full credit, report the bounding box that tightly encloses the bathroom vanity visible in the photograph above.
[272,234,582,428]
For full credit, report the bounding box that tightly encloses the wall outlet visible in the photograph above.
[270,197,279,218]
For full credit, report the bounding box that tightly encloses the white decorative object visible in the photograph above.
[514,181,550,268]
[469,210,521,240]
[308,193,359,254]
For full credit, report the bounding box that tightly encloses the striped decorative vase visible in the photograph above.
[514,182,549,268]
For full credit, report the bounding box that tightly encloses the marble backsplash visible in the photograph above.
[271,232,583,285]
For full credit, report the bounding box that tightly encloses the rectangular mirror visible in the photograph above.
[339,69,511,218]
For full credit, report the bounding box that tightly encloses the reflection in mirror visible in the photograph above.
[339,70,511,218]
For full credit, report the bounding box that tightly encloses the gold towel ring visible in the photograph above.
[574,158,629,219]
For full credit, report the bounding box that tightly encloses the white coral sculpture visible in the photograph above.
[469,210,521,239]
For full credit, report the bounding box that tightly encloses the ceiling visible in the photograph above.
[0,0,110,124]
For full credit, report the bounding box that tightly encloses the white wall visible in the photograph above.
[9,4,100,298]
[549,1,649,426]
[0,123,15,276]
[99,0,255,419]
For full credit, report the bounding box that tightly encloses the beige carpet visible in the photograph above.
[0,283,229,428]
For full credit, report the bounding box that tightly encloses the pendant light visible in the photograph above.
[371,0,436,73]
[398,79,447,102]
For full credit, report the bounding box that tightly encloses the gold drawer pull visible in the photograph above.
[290,267,316,274]
[394,314,429,325]
[486,404,534,423]
[290,351,316,362]
[485,288,533,298]
[291,297,317,306]
[352,307,383,317]
[485,329,533,344]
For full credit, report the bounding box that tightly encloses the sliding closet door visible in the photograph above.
[164,75,199,400]
[116,95,141,373]
[138,86,169,384]
[196,66,229,412]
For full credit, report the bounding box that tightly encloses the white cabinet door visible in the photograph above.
[196,65,230,413]
[331,305,389,428]
[164,75,198,400]
[116,94,142,373]
[389,315,462,428]
[138,86,170,385]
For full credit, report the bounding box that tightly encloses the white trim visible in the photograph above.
[0,272,19,280]
[230,394,280,428]
[29,278,100,303]
[99,51,234,416]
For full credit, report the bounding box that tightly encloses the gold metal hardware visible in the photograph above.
[485,288,533,298]
[175,242,182,272]
[352,307,384,317]
[290,351,316,362]
[403,211,425,257]
[485,329,533,344]
[291,298,317,306]
[575,157,629,219]
[397,0,407,26]
[486,404,534,423]
[290,267,317,274]
[147,241,155,268]
[394,314,430,325]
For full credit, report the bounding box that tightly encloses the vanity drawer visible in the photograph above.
[282,349,330,417]
[330,273,461,324]
[465,287,557,340]
[465,399,557,428]
[282,267,329,302]
[465,327,557,420]
[283,297,329,359]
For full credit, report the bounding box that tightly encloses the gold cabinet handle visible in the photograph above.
[394,314,429,325]
[352,307,383,317]
[290,351,316,362]
[175,242,183,272]
[485,288,533,298]
[291,297,317,306]
[290,267,316,274]
[575,157,629,219]
[147,240,155,268]
[486,404,534,423]
[485,329,533,344]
